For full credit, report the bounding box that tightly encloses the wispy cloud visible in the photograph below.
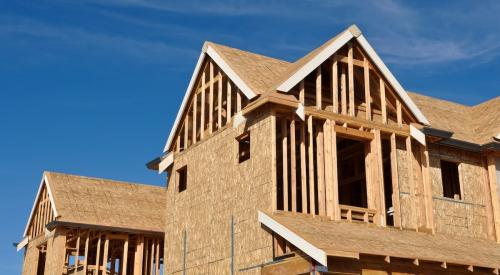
[0,15,198,65]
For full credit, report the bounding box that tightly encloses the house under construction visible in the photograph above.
[18,25,500,275]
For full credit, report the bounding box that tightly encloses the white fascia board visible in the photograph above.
[410,125,426,146]
[163,45,257,153]
[22,174,58,237]
[295,103,305,121]
[158,152,174,174]
[355,35,430,125]
[258,211,328,266]
[494,133,500,141]
[232,112,246,128]
[277,30,354,92]
[16,236,29,252]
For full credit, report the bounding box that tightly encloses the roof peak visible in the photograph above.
[43,171,164,190]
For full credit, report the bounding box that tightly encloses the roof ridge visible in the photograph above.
[471,95,500,109]
[206,41,290,65]
[44,171,164,190]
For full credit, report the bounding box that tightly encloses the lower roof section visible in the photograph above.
[258,210,500,270]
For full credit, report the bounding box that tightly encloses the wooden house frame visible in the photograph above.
[19,24,500,275]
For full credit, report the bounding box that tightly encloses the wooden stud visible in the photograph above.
[300,122,307,213]
[183,118,189,150]
[290,119,297,213]
[390,133,402,228]
[421,144,434,232]
[316,66,322,110]
[317,122,326,216]
[200,73,206,139]
[75,230,80,270]
[227,80,232,123]
[192,92,197,143]
[209,62,214,134]
[334,125,374,140]
[380,78,387,124]
[103,235,110,272]
[96,232,102,273]
[396,99,402,127]
[340,66,347,115]
[123,236,129,275]
[348,43,355,116]
[217,71,222,130]
[237,90,242,112]
[374,129,386,226]
[364,57,371,120]
[155,239,160,275]
[308,116,316,215]
[324,120,333,218]
[134,235,144,275]
[281,119,289,211]
[83,231,89,274]
[150,240,154,275]
[331,121,340,220]
[332,55,339,113]
[406,136,416,230]
[144,239,149,275]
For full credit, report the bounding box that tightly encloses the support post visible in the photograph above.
[209,62,214,134]
[96,232,102,274]
[308,116,316,215]
[123,236,129,275]
[364,57,371,120]
[341,66,347,115]
[83,231,89,274]
[390,133,402,228]
[134,235,144,275]
[103,235,109,273]
[281,119,289,211]
[348,43,355,116]
[324,120,333,217]
[218,71,222,129]
[380,78,387,124]
[290,119,297,212]
[192,92,197,143]
[227,80,232,123]
[332,55,338,113]
[421,144,434,232]
[316,67,322,110]
[317,122,326,216]
[200,72,206,139]
[397,99,402,127]
[487,155,500,242]
[331,121,340,220]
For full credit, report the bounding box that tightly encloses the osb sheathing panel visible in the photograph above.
[396,137,417,230]
[428,144,490,239]
[164,108,275,275]
[44,228,66,275]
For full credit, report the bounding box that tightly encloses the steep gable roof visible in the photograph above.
[24,171,166,236]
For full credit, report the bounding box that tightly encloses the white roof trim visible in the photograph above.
[277,30,354,92]
[258,211,328,266]
[494,133,500,141]
[276,25,429,125]
[355,34,429,125]
[22,174,58,237]
[158,152,174,174]
[410,125,426,146]
[16,236,29,252]
[163,44,257,153]
[295,103,305,121]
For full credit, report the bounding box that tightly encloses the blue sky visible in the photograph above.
[1,0,499,271]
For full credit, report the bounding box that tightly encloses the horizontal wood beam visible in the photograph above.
[334,125,374,140]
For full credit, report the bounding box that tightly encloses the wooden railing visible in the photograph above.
[340,204,376,224]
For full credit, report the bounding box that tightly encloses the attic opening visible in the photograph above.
[337,137,368,208]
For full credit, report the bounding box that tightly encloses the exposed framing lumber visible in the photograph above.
[281,119,289,211]
[348,43,355,116]
[192,92,197,144]
[123,236,129,275]
[300,121,307,213]
[103,235,110,272]
[380,78,387,124]
[155,239,160,275]
[420,144,434,232]
[374,129,386,226]
[200,72,206,139]
[364,57,371,120]
[227,79,232,124]
[331,120,340,220]
[237,90,242,112]
[183,118,189,150]
[290,119,297,212]
[209,62,214,134]
[96,232,102,273]
[324,120,333,218]
[299,80,305,105]
[316,67,322,110]
[334,125,374,141]
[390,133,402,228]
[217,71,222,129]
[397,99,403,127]
[271,113,278,212]
[149,239,155,275]
[84,231,90,274]
[341,66,347,115]
[75,230,80,270]
[134,235,144,275]
[144,239,149,275]
[308,116,316,215]
[331,55,339,113]
[317,123,326,216]
[406,136,417,230]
